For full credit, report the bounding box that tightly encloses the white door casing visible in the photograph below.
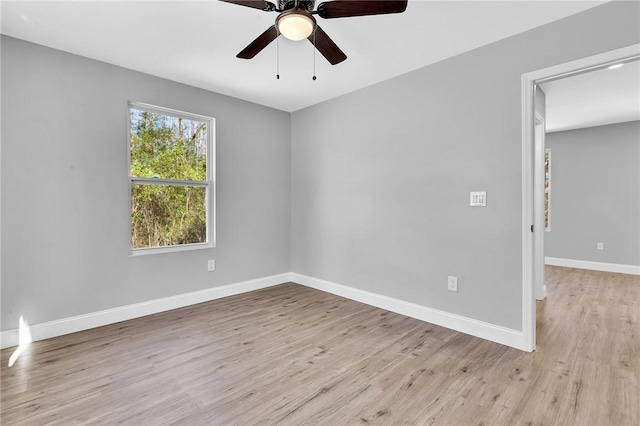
[534,112,547,301]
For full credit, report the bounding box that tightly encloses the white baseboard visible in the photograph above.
[2,271,528,351]
[291,273,526,351]
[545,257,640,275]
[1,273,292,349]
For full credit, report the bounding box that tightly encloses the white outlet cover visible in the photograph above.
[447,276,458,292]
[207,259,216,271]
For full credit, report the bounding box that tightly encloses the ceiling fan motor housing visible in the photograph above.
[279,0,315,12]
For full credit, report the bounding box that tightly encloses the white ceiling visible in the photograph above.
[1,0,608,112]
[541,59,640,133]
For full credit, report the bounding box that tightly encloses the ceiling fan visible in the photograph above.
[221,0,408,65]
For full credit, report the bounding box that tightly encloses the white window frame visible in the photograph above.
[128,102,216,256]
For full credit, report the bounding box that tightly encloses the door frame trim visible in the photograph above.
[520,43,640,352]
[534,112,547,302]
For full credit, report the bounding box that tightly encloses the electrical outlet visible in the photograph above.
[448,276,458,292]
[597,242,604,251]
[207,259,216,271]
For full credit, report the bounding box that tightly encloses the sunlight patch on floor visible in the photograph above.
[8,316,32,367]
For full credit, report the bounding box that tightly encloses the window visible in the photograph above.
[128,102,215,254]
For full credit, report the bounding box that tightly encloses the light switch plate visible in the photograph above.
[470,192,487,207]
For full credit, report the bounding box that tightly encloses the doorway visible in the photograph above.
[520,43,640,352]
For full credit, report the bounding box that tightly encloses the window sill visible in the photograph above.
[130,242,214,257]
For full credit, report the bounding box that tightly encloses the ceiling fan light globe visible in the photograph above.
[278,13,315,41]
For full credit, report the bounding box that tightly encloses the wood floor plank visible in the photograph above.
[1,267,638,425]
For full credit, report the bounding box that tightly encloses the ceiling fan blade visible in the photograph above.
[308,26,347,65]
[317,0,407,19]
[237,25,279,59]
[219,0,276,12]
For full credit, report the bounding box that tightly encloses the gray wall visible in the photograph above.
[2,2,639,335]
[291,1,640,330]
[545,121,640,266]
[1,36,291,331]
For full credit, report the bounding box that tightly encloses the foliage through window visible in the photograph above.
[129,103,214,252]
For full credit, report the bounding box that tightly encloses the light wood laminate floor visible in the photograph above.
[1,266,638,425]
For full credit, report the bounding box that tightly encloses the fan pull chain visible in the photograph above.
[312,29,317,81]
[276,32,280,80]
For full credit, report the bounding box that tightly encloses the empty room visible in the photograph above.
[1,1,639,425]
